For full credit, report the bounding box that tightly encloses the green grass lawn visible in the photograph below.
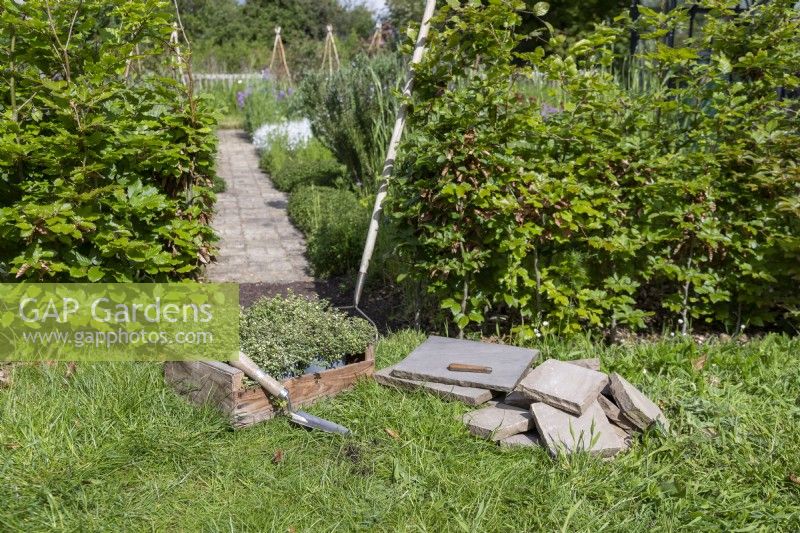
[1,332,799,531]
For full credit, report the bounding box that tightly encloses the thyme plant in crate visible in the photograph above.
[240,294,375,380]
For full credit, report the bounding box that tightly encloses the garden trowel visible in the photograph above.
[230,352,351,436]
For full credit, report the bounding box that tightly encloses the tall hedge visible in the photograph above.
[390,0,800,336]
[0,0,217,282]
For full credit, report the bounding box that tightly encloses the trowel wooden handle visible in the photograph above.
[230,352,288,399]
[448,363,492,374]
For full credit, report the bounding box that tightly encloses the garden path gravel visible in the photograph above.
[206,129,312,283]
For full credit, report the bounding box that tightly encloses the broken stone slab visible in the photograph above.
[611,423,633,448]
[608,372,669,431]
[503,368,533,408]
[504,359,599,408]
[530,401,627,457]
[514,359,609,416]
[597,394,637,433]
[601,382,612,398]
[391,335,538,392]
[498,431,541,448]
[374,366,495,406]
[568,358,601,371]
[503,389,532,408]
[463,403,535,441]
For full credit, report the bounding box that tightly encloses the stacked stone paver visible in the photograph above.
[206,130,312,283]
[375,337,669,459]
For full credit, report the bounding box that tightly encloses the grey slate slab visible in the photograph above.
[597,394,637,433]
[611,423,633,450]
[503,389,532,408]
[569,358,601,371]
[530,401,627,457]
[505,359,600,408]
[463,403,535,441]
[609,372,669,431]
[515,359,609,415]
[499,431,541,448]
[373,366,495,406]
[390,335,538,392]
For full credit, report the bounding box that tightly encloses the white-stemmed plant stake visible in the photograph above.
[353,0,437,309]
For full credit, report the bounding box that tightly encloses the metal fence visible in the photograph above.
[628,1,798,99]
[192,73,264,89]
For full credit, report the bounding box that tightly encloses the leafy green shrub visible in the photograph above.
[288,186,359,234]
[261,137,345,192]
[0,0,217,282]
[389,0,800,337]
[307,206,370,278]
[271,159,345,192]
[297,54,402,190]
[287,185,368,277]
[295,139,340,167]
[211,174,227,194]
[260,136,335,174]
[240,293,374,379]
[259,136,292,175]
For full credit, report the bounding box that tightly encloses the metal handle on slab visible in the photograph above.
[448,363,493,374]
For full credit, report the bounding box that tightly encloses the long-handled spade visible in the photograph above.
[230,352,351,436]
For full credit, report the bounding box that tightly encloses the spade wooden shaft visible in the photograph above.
[353,0,437,307]
[229,351,287,400]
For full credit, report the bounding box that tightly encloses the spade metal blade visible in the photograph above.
[289,410,351,436]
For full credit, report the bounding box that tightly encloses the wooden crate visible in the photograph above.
[164,346,375,428]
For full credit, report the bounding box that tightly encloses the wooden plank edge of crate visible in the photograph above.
[165,345,375,429]
[164,360,241,414]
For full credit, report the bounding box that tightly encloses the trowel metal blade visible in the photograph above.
[289,410,351,435]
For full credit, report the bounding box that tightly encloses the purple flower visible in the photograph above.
[276,89,286,101]
[540,103,561,119]
[287,87,294,96]
[261,67,272,81]
[236,88,253,109]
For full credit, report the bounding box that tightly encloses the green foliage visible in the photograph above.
[195,80,246,129]
[287,138,338,172]
[271,158,345,193]
[287,185,369,278]
[262,137,367,278]
[288,186,359,235]
[211,174,226,194]
[0,0,217,282]
[259,135,293,175]
[297,54,403,190]
[387,0,627,46]
[385,0,426,34]
[306,210,370,279]
[390,0,800,337]
[260,137,344,192]
[239,293,374,378]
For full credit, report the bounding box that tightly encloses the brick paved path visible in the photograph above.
[206,130,312,283]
